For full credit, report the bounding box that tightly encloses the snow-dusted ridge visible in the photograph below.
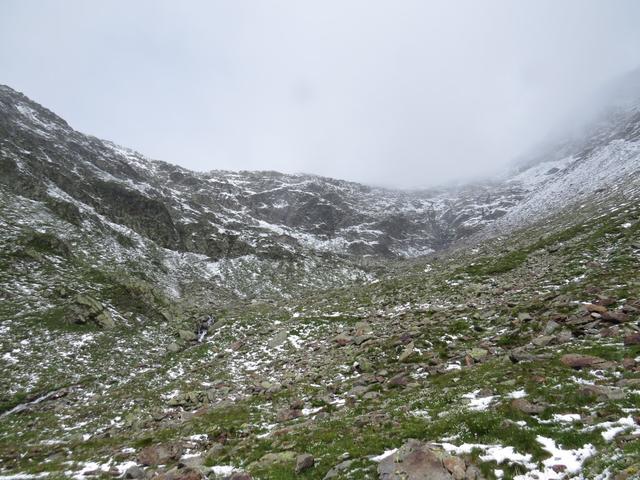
[2,81,640,480]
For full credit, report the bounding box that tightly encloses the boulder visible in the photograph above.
[295,453,315,473]
[348,385,369,397]
[509,349,546,363]
[511,398,545,415]
[323,460,353,479]
[333,333,353,346]
[388,373,409,388]
[69,294,115,328]
[543,320,560,335]
[178,330,197,342]
[560,354,614,369]
[276,408,302,422]
[467,348,488,362]
[443,456,466,480]
[399,342,415,362]
[94,311,115,329]
[624,333,640,346]
[531,336,554,347]
[138,443,184,466]
[268,330,289,348]
[377,440,465,479]
[584,304,608,314]
[179,454,204,469]
[124,465,146,479]
[579,385,625,401]
[617,378,640,387]
[355,356,374,373]
[354,321,373,336]
[555,330,573,344]
[205,443,225,461]
[601,311,629,323]
[167,391,208,409]
[353,334,374,345]
[168,468,203,480]
[74,294,105,313]
[250,451,297,470]
[289,399,304,410]
[566,315,594,327]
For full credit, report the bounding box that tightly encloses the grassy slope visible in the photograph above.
[0,193,639,479]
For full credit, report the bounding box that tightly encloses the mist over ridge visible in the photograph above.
[2,0,640,188]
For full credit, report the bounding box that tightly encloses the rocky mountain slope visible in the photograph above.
[0,83,519,261]
[0,83,639,480]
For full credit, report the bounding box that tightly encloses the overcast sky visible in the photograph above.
[2,1,640,188]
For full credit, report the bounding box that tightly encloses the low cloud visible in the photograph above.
[2,0,640,187]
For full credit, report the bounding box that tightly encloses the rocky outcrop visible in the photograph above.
[66,294,115,328]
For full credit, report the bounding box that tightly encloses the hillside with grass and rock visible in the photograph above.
[1,82,640,480]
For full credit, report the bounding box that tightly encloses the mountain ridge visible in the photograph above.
[1,84,640,479]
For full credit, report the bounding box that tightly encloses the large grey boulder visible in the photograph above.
[377,440,483,480]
